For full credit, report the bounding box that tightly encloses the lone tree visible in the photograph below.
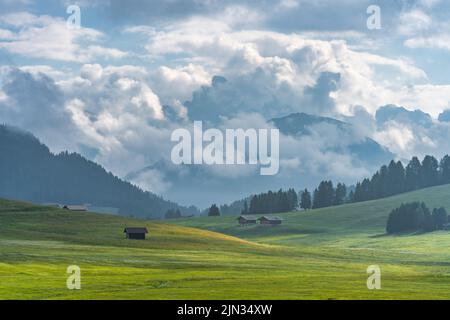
[208,204,220,217]
[300,189,312,211]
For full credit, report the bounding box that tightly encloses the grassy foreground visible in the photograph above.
[2,184,450,299]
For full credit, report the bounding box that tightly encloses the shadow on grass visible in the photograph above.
[370,230,426,238]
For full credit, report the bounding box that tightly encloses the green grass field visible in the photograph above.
[2,184,450,299]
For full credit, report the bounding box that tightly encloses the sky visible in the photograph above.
[1,0,450,207]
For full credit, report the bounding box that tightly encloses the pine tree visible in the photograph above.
[287,188,298,211]
[300,189,312,211]
[334,183,347,205]
[405,157,421,191]
[348,190,355,202]
[313,181,334,208]
[387,160,406,195]
[208,204,220,216]
[440,155,450,184]
[421,155,439,187]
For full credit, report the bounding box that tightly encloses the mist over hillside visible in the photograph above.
[0,125,199,219]
[127,112,394,207]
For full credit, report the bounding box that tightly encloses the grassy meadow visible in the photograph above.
[2,184,450,299]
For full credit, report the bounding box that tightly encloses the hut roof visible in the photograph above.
[124,227,149,234]
[237,215,258,221]
[258,216,283,221]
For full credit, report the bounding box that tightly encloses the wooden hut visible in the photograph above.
[258,216,283,226]
[237,215,257,226]
[124,227,148,240]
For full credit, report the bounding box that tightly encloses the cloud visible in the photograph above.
[18,65,67,78]
[405,34,450,51]
[0,67,80,150]
[2,1,450,206]
[0,65,174,179]
[397,9,432,36]
[398,5,450,53]
[125,14,433,120]
[150,63,211,105]
[127,167,172,195]
[0,12,127,62]
[0,28,14,39]
[374,122,416,157]
[418,0,442,8]
[372,105,450,161]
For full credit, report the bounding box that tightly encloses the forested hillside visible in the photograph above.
[0,125,198,218]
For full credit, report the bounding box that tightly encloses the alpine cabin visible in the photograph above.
[258,216,283,226]
[124,227,148,240]
[237,215,258,225]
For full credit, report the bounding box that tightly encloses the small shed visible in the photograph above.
[442,223,450,231]
[258,216,283,226]
[237,215,257,225]
[124,227,148,240]
[63,205,88,211]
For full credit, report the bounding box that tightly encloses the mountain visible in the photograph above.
[271,112,393,166]
[0,125,198,218]
[126,112,394,208]
[376,104,433,127]
[271,112,347,135]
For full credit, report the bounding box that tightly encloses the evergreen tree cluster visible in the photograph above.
[221,155,450,219]
[312,181,347,209]
[0,125,199,219]
[208,204,221,216]
[220,198,249,216]
[352,156,450,203]
[246,189,298,214]
[386,202,449,234]
[297,182,347,211]
[164,208,182,219]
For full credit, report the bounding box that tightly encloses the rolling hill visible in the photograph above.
[2,184,450,299]
[170,183,450,240]
[0,124,198,218]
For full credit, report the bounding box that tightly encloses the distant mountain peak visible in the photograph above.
[270,112,348,136]
[376,104,433,127]
[270,112,393,166]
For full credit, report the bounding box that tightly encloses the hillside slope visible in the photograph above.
[3,188,450,299]
[170,183,450,243]
[0,125,198,218]
[0,199,293,300]
[0,199,258,252]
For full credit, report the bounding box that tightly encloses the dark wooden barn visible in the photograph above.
[124,227,148,240]
[258,216,282,226]
[237,215,257,225]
